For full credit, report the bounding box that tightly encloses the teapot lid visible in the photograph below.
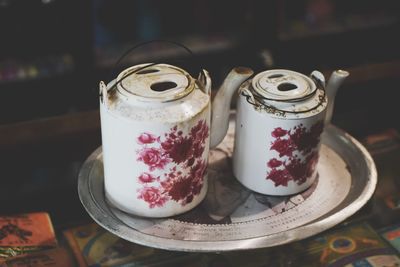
[116,63,195,102]
[252,69,317,101]
[241,69,327,118]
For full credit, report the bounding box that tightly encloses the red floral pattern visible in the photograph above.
[135,120,209,208]
[267,158,283,168]
[267,121,324,187]
[137,186,168,208]
[271,127,288,138]
[138,172,158,183]
[137,133,157,144]
[137,147,170,171]
[162,136,193,164]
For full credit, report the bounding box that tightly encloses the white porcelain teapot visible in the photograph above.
[233,69,349,195]
[99,63,253,217]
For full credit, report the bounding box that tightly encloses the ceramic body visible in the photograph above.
[233,69,328,195]
[100,64,211,217]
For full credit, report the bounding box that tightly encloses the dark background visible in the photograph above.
[0,0,399,227]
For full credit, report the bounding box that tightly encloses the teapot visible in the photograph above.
[233,69,349,195]
[99,63,253,217]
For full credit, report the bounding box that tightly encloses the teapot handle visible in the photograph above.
[240,87,256,105]
[197,69,212,96]
[101,40,201,98]
[109,40,197,80]
[310,70,326,88]
[99,81,108,106]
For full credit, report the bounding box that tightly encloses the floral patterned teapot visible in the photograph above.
[99,63,253,217]
[233,69,349,195]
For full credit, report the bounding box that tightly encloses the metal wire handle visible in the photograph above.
[100,40,200,98]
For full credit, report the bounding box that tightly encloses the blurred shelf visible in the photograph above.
[0,59,399,149]
[322,60,400,84]
[279,14,398,41]
[95,34,241,69]
[0,109,100,149]
[0,54,75,85]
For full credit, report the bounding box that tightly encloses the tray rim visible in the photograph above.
[78,124,377,252]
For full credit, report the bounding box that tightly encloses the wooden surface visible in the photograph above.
[0,110,100,148]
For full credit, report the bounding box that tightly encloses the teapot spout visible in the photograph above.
[325,70,350,124]
[210,67,254,148]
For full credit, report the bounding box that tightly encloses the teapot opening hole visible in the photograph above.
[150,81,177,92]
[269,74,284,79]
[278,83,297,91]
[136,69,160,75]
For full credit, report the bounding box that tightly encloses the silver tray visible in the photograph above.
[78,119,377,252]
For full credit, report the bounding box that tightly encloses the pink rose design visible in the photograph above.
[137,133,157,144]
[267,158,283,168]
[266,121,322,187]
[270,138,296,157]
[138,172,157,183]
[190,160,207,180]
[161,173,204,206]
[190,120,209,144]
[137,147,170,171]
[267,168,291,187]
[164,175,193,202]
[161,140,173,150]
[192,143,205,158]
[138,186,168,208]
[135,121,209,207]
[164,136,193,164]
[271,127,288,138]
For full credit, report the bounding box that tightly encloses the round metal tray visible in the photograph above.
[78,119,377,252]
